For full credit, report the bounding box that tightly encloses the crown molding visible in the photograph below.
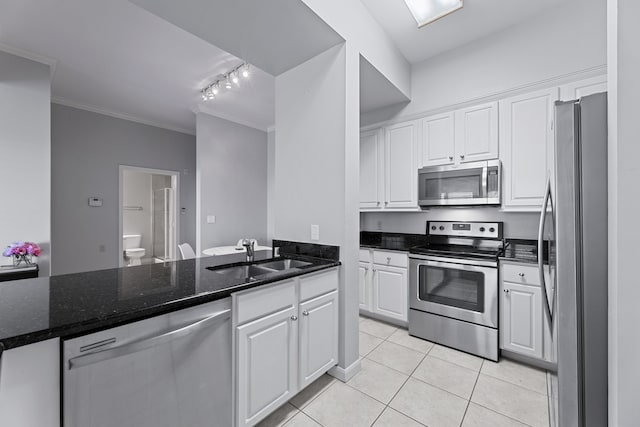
[193,104,270,132]
[52,97,196,136]
[0,42,58,80]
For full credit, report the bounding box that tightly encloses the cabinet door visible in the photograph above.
[560,75,607,101]
[372,265,408,322]
[455,101,498,163]
[384,121,418,209]
[360,129,383,209]
[501,282,542,359]
[419,112,455,167]
[299,290,339,389]
[358,262,370,311]
[500,88,558,210]
[236,306,298,427]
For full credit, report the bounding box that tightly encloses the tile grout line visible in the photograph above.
[458,359,484,426]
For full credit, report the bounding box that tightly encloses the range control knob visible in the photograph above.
[489,227,496,233]
[431,226,436,230]
[479,227,485,232]
[439,226,445,231]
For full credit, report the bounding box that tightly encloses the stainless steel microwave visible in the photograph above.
[418,160,501,207]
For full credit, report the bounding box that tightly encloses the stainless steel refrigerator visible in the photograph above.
[539,92,608,426]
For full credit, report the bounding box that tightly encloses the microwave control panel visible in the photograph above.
[427,221,501,239]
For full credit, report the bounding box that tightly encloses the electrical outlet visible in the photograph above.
[311,224,320,241]
[207,215,216,224]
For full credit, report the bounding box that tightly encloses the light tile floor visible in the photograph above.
[258,316,550,427]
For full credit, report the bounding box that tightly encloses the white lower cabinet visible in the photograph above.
[0,338,60,427]
[500,261,547,361]
[359,248,408,324]
[234,268,339,427]
[236,305,298,427]
[372,265,408,322]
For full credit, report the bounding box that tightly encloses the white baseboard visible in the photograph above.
[328,358,362,382]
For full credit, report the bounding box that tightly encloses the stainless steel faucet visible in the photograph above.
[242,239,255,262]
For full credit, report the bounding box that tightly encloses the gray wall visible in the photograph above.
[51,104,196,275]
[0,51,51,275]
[196,113,268,253]
[361,209,540,239]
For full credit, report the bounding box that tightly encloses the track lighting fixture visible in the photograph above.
[200,62,251,102]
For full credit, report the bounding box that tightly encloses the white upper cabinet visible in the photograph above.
[500,87,559,210]
[419,112,455,167]
[418,102,498,168]
[385,121,418,209]
[560,75,607,101]
[455,101,499,163]
[359,129,383,209]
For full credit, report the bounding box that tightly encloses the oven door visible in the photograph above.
[409,255,498,328]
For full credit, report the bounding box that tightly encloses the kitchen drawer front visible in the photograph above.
[299,268,339,302]
[359,249,372,263]
[235,279,297,325]
[373,250,408,268]
[501,262,540,286]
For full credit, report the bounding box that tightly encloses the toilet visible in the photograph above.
[123,234,145,266]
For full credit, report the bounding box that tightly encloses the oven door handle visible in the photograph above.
[413,257,495,272]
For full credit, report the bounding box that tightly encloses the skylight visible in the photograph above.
[403,0,463,28]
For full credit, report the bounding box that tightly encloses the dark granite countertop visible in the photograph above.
[360,231,427,252]
[0,248,339,353]
[500,238,550,264]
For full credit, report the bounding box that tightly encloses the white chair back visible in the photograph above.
[178,243,196,260]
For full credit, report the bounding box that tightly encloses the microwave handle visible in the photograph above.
[481,165,488,198]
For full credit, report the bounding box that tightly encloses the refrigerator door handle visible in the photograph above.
[538,176,553,323]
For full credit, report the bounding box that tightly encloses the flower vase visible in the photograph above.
[13,254,33,267]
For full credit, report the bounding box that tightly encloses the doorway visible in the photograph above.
[119,166,180,267]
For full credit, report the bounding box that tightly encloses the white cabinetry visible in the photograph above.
[360,121,418,211]
[560,75,607,100]
[419,102,498,168]
[0,338,60,427]
[500,88,558,211]
[234,268,339,427]
[359,248,408,324]
[500,261,550,361]
[359,129,383,209]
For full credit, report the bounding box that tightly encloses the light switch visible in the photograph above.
[311,224,320,241]
[207,215,216,224]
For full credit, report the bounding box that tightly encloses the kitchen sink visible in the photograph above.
[210,264,276,280]
[257,259,313,271]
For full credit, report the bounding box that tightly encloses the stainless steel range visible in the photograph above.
[408,221,504,361]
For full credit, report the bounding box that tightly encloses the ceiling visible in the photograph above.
[0,0,277,134]
[360,0,574,64]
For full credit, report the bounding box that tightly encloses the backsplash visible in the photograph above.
[273,240,340,261]
[360,208,540,239]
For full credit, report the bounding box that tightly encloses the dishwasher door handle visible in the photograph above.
[68,309,231,370]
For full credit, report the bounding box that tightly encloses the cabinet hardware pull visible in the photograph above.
[448,156,453,161]
[291,315,298,321]
[302,311,309,316]
[518,273,525,277]
[460,154,465,160]
[386,257,391,263]
[504,289,510,293]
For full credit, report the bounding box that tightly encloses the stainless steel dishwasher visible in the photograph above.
[63,298,232,427]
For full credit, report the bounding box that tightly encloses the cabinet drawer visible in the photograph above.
[501,262,540,286]
[299,268,339,302]
[359,249,371,263]
[373,250,408,268]
[235,279,297,325]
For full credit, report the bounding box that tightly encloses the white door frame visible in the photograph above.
[118,165,181,267]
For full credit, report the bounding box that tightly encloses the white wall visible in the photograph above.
[51,104,196,275]
[607,0,640,424]
[361,209,539,239]
[301,0,411,99]
[267,129,276,244]
[362,0,607,126]
[196,113,268,253]
[0,51,51,275]
[122,171,152,257]
[275,43,360,376]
